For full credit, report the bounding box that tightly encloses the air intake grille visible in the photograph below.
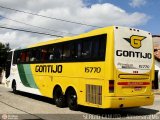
[86,84,102,105]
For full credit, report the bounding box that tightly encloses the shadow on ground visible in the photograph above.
[9,91,54,104]
[78,106,159,117]
[9,91,159,119]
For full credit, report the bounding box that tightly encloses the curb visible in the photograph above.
[0,84,5,87]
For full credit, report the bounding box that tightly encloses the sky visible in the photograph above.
[0,0,159,48]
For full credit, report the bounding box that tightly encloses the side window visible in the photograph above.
[29,49,37,62]
[40,48,48,62]
[48,46,54,61]
[70,43,77,59]
[82,40,92,58]
[35,48,41,62]
[25,51,29,62]
[92,39,100,58]
[53,45,63,60]
[91,35,106,59]
[74,42,82,59]
[20,51,26,62]
[62,43,72,60]
[13,34,106,63]
[13,50,29,64]
[99,35,106,58]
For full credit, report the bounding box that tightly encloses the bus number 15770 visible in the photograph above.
[85,67,101,73]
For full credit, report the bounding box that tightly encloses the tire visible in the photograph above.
[53,87,66,108]
[67,89,78,111]
[12,81,17,94]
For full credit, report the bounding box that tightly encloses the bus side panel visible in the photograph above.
[30,62,106,99]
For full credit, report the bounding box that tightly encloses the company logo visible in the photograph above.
[124,35,146,49]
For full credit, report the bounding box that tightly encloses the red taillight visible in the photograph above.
[117,82,150,86]
[109,80,114,93]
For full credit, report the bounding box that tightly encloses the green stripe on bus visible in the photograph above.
[18,64,30,87]
[18,64,38,88]
[23,64,38,88]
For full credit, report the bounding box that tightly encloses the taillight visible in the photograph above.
[109,80,114,93]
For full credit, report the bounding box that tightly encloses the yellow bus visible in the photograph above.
[6,26,154,110]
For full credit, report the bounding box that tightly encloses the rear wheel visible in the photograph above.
[53,86,66,108]
[12,81,17,94]
[67,89,78,111]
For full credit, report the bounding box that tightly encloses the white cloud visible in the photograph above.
[0,0,150,48]
[129,0,147,8]
[0,32,52,49]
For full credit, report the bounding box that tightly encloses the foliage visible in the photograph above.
[0,42,10,70]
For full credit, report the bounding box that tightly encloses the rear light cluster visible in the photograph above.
[118,82,150,86]
[109,80,114,93]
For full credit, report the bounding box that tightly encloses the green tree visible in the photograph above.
[0,42,10,70]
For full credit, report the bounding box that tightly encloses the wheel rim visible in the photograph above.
[69,95,76,105]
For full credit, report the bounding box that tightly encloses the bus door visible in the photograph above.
[114,26,153,96]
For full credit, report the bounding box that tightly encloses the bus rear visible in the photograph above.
[108,26,154,108]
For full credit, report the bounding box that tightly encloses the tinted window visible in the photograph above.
[82,40,92,58]
[47,46,53,60]
[92,39,100,58]
[53,45,63,60]
[14,34,106,64]
[62,43,71,60]
[29,49,37,62]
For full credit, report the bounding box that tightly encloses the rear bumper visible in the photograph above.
[103,94,154,108]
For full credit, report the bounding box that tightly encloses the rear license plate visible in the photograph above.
[134,87,142,91]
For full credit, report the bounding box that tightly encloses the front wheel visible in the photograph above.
[67,90,78,111]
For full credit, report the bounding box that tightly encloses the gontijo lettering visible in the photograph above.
[116,50,152,59]
[35,65,62,73]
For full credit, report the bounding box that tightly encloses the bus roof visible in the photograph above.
[19,26,150,49]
